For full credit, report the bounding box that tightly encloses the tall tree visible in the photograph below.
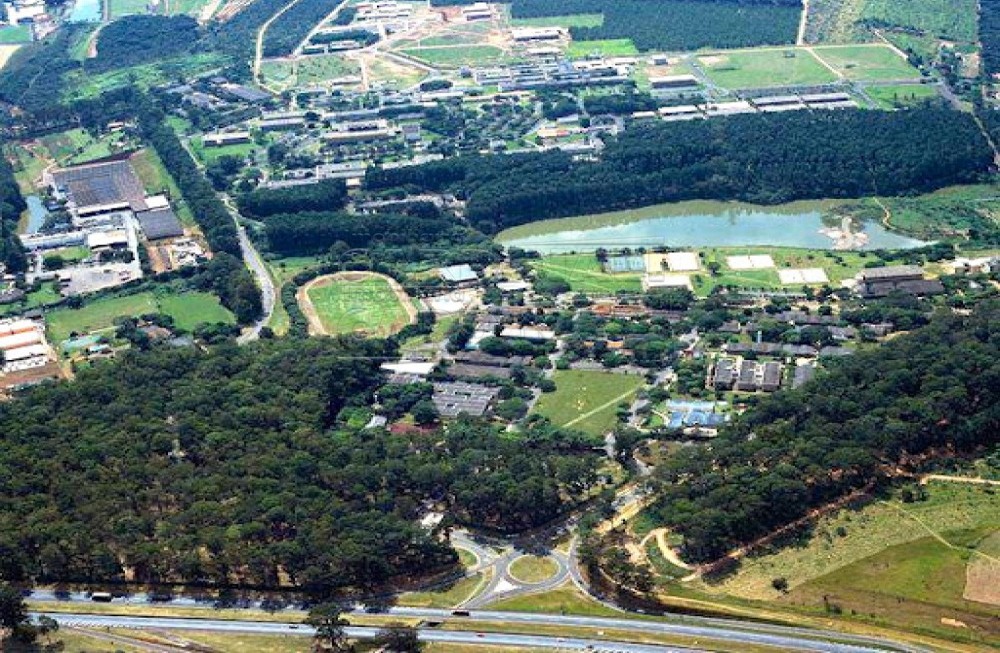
[306,603,351,652]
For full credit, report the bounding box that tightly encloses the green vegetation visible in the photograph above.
[489,582,624,617]
[865,83,940,108]
[400,45,507,67]
[88,16,200,72]
[812,44,921,80]
[697,49,837,89]
[191,139,257,165]
[130,148,196,225]
[46,291,234,343]
[511,13,604,28]
[305,275,411,337]
[396,572,486,608]
[266,256,323,335]
[875,184,1000,246]
[109,0,151,17]
[566,38,638,58]
[533,369,645,436]
[859,0,978,42]
[509,555,559,583]
[0,25,32,45]
[0,282,60,317]
[530,254,642,293]
[64,53,227,100]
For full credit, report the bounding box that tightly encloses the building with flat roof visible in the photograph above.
[439,264,478,283]
[49,159,147,215]
[432,381,500,417]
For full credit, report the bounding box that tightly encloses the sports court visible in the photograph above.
[604,255,646,273]
[778,268,829,285]
[727,254,775,270]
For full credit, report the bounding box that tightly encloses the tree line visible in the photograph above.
[88,16,201,73]
[366,108,992,233]
[262,0,347,58]
[646,300,1000,562]
[137,102,262,324]
[0,337,600,590]
[237,179,348,219]
[981,0,1000,76]
[0,148,27,274]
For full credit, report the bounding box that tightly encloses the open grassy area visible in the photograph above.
[400,45,507,67]
[165,630,312,653]
[46,291,234,343]
[0,282,61,316]
[364,53,427,89]
[567,38,638,58]
[56,630,147,652]
[489,581,624,617]
[130,149,196,225]
[0,25,32,44]
[190,138,257,165]
[511,13,604,28]
[401,312,459,351]
[396,572,486,609]
[304,275,411,337]
[697,48,837,89]
[859,0,977,42]
[864,83,940,109]
[297,53,361,84]
[265,256,323,335]
[531,254,642,294]
[509,555,559,584]
[812,44,920,80]
[533,370,645,437]
[63,53,227,100]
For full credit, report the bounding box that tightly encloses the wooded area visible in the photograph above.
[262,0,344,58]
[237,179,348,219]
[648,301,1000,562]
[981,0,1000,75]
[0,338,599,589]
[88,16,200,73]
[366,108,992,232]
[0,149,27,274]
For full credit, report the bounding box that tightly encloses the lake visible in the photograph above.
[497,200,928,254]
[67,0,102,23]
[23,195,48,234]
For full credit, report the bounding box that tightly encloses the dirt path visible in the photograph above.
[921,474,1000,488]
[796,0,810,45]
[297,271,417,337]
[637,528,695,572]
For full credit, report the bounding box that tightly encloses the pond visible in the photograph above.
[23,195,48,235]
[496,199,928,254]
[67,0,102,23]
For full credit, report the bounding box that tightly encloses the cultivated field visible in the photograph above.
[812,44,920,80]
[298,272,415,337]
[46,291,234,343]
[533,370,645,437]
[698,49,837,89]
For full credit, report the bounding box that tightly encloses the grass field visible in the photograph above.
[396,572,486,609]
[57,630,146,652]
[297,53,361,84]
[531,254,642,294]
[698,49,837,89]
[265,256,323,335]
[191,138,257,165]
[0,44,21,70]
[400,45,506,67]
[864,83,939,108]
[812,44,920,80]
[0,25,32,44]
[567,39,638,58]
[0,282,61,317]
[304,274,411,337]
[130,149,196,225]
[46,291,234,343]
[860,0,977,42]
[63,53,227,100]
[162,631,309,653]
[511,13,603,28]
[489,582,624,617]
[509,555,559,584]
[533,370,645,437]
[109,0,149,17]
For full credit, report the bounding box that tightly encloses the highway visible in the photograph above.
[28,593,924,653]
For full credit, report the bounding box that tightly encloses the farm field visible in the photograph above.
[865,83,940,108]
[812,44,920,80]
[697,49,837,89]
[533,369,645,437]
[859,0,978,42]
[510,13,603,28]
[400,45,507,67]
[567,38,638,58]
[531,254,642,294]
[63,53,227,100]
[46,291,234,343]
[301,273,413,337]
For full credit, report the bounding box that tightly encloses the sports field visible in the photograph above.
[865,83,939,109]
[300,272,414,337]
[812,44,920,80]
[46,291,235,343]
[533,370,645,437]
[567,39,638,58]
[531,254,642,294]
[697,49,837,89]
[511,13,603,28]
[400,45,507,67]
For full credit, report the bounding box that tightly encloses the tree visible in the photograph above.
[0,584,36,646]
[771,577,789,592]
[305,603,351,652]
[411,399,439,426]
[373,624,422,652]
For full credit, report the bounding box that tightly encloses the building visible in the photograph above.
[792,364,816,388]
[712,357,738,389]
[715,357,784,392]
[649,75,700,90]
[203,131,252,147]
[439,264,478,283]
[49,159,148,216]
[432,381,500,418]
[511,27,566,42]
[499,326,556,341]
[856,265,945,298]
[136,208,184,241]
[325,120,397,143]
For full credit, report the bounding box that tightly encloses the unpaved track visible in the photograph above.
[297,271,416,336]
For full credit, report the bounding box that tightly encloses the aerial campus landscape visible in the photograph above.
[0,0,999,651]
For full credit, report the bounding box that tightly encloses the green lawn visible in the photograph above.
[859,0,977,43]
[509,555,559,583]
[296,53,361,85]
[266,256,323,335]
[865,83,939,109]
[396,573,485,609]
[46,291,234,343]
[812,44,921,80]
[63,53,227,100]
[531,254,642,294]
[0,282,61,317]
[0,25,33,44]
[489,582,624,617]
[400,45,507,67]
[698,48,837,89]
[511,13,604,28]
[305,275,411,337]
[533,370,645,437]
[109,0,150,18]
[191,139,257,165]
[567,39,638,58]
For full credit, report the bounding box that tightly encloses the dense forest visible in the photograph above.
[138,103,262,323]
[509,0,800,50]
[262,0,345,58]
[367,108,992,232]
[0,338,600,589]
[0,25,83,115]
[88,16,200,73]
[209,0,287,74]
[981,0,1000,76]
[647,301,1000,562]
[237,179,348,219]
[0,149,27,274]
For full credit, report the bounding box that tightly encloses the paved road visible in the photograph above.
[45,613,704,653]
[225,198,275,343]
